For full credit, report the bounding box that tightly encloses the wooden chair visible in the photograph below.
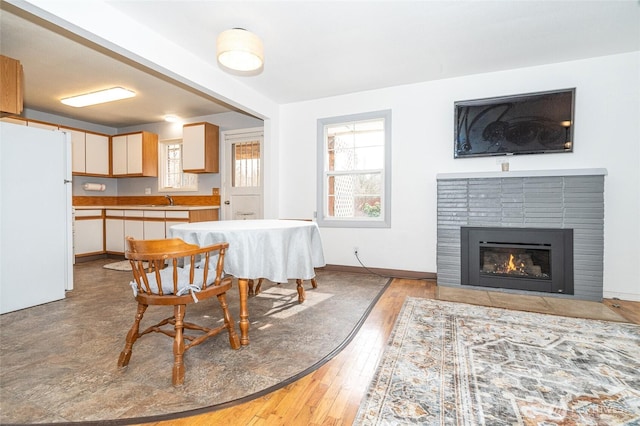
[117,237,240,386]
[248,277,318,303]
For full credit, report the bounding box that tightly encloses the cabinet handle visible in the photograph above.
[224,200,230,205]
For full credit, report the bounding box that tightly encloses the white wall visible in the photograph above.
[279,52,640,301]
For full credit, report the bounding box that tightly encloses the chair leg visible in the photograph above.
[311,278,318,289]
[296,279,306,303]
[172,304,186,386]
[118,303,147,368]
[247,278,266,296]
[217,293,241,350]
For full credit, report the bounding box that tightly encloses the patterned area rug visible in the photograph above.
[355,297,640,425]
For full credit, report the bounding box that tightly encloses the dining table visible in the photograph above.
[168,219,326,345]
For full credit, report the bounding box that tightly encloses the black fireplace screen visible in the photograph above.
[479,244,550,280]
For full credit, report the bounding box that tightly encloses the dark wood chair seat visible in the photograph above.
[117,237,240,386]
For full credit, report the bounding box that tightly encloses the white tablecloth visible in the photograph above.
[169,220,325,282]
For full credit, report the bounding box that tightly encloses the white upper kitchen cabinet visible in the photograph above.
[85,132,110,175]
[182,122,219,173]
[65,127,109,175]
[111,131,158,177]
[69,128,85,174]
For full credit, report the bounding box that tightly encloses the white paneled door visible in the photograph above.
[222,128,264,220]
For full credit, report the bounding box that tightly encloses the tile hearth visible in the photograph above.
[436,286,627,322]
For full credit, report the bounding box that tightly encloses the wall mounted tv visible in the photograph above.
[454,88,575,158]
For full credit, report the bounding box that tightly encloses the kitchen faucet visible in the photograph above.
[165,195,174,206]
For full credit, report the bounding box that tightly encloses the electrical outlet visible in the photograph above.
[353,246,359,255]
[144,187,151,195]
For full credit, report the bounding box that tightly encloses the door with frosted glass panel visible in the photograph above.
[222,128,263,220]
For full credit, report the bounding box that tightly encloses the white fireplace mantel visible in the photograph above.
[436,168,608,180]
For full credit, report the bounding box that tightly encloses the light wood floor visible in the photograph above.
[144,279,640,426]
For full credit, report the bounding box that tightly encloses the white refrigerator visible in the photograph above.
[0,122,74,314]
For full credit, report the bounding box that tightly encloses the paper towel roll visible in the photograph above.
[83,183,106,191]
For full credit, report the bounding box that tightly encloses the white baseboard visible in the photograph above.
[603,291,640,302]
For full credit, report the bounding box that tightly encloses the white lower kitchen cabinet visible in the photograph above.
[75,207,219,257]
[165,210,190,238]
[165,221,189,237]
[105,210,125,253]
[106,210,157,255]
[124,211,144,247]
[74,209,103,256]
[143,210,166,239]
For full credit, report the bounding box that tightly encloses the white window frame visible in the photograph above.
[317,109,392,228]
[157,139,198,192]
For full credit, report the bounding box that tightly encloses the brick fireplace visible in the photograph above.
[436,169,606,301]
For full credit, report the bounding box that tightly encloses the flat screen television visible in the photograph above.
[454,88,575,158]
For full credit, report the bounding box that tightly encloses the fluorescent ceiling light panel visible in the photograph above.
[61,87,136,107]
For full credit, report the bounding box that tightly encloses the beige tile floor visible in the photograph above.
[436,286,629,322]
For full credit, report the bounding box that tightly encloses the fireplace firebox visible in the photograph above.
[461,227,573,294]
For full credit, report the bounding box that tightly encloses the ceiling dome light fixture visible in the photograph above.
[216,28,264,72]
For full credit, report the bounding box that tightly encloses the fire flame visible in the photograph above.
[506,254,517,272]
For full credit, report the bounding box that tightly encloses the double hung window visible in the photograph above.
[317,110,391,228]
[158,139,198,192]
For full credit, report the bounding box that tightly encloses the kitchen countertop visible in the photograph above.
[73,205,219,211]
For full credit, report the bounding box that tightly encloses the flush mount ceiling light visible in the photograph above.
[61,87,136,107]
[164,114,180,123]
[216,28,264,72]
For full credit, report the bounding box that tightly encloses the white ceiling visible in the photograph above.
[1,1,638,129]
